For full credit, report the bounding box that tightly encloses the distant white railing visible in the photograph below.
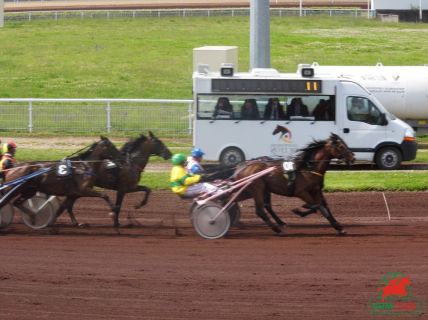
[4,8,376,22]
[0,98,193,137]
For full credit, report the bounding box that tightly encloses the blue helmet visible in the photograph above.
[191,147,205,158]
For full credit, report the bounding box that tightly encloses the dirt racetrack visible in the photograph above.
[1,191,427,319]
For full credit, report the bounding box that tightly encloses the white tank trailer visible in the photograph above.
[302,63,428,134]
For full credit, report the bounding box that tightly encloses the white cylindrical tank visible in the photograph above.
[304,63,428,120]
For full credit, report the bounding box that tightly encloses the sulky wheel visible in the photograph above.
[19,195,56,230]
[0,204,15,229]
[191,201,231,239]
[35,193,60,213]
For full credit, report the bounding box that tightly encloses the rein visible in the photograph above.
[309,171,323,177]
[65,143,94,159]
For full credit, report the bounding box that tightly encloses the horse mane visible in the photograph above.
[120,134,148,154]
[294,139,327,170]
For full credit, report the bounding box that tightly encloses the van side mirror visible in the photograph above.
[380,113,388,126]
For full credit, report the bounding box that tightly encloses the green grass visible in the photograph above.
[13,146,428,163]
[1,16,428,98]
[15,147,190,162]
[140,172,170,190]
[134,171,428,191]
[413,150,428,162]
[325,171,428,191]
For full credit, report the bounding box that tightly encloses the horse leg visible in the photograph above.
[74,188,115,226]
[42,197,78,233]
[253,192,284,235]
[319,193,345,235]
[63,197,87,227]
[54,197,75,220]
[290,190,319,217]
[263,191,286,226]
[109,191,125,228]
[134,186,151,209]
[318,205,346,235]
[66,198,79,226]
[291,206,318,217]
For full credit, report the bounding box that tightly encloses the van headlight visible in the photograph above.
[405,128,415,137]
[404,128,416,141]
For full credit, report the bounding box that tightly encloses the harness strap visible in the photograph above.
[309,171,323,177]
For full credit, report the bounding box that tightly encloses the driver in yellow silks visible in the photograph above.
[169,153,217,198]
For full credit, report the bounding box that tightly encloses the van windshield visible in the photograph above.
[346,96,385,125]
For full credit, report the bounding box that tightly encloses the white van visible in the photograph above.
[193,67,417,169]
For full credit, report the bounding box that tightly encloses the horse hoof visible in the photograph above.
[274,230,287,237]
[291,208,304,217]
[337,229,347,236]
[78,223,89,228]
[273,225,286,234]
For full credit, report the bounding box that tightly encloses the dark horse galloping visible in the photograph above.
[66,131,172,228]
[1,136,122,221]
[232,133,355,235]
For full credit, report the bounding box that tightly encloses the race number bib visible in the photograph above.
[105,160,117,169]
[57,160,72,177]
[282,161,295,172]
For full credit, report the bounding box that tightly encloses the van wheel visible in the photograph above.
[220,147,245,166]
[375,147,402,170]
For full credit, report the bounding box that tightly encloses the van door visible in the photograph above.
[337,86,386,162]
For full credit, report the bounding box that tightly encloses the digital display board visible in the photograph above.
[212,79,322,94]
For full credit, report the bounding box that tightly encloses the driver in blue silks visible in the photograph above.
[186,147,205,174]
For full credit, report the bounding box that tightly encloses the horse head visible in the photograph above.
[72,136,120,161]
[327,133,355,165]
[272,125,288,136]
[148,131,172,160]
[121,132,172,161]
[94,136,122,160]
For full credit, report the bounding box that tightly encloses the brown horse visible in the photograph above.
[66,131,172,227]
[232,133,355,235]
[0,136,122,223]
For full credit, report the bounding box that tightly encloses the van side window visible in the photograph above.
[240,99,260,120]
[197,95,236,120]
[213,97,234,119]
[347,97,382,125]
[312,97,335,121]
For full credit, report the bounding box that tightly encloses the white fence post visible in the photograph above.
[188,102,193,135]
[28,100,33,133]
[106,101,111,133]
[1,0,4,28]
